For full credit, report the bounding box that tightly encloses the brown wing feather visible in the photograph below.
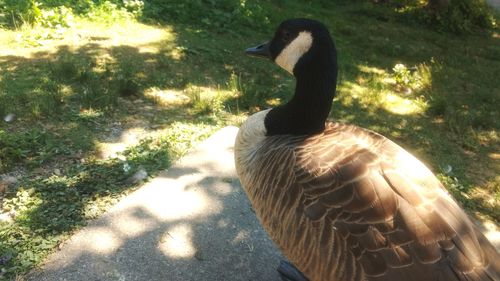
[235,122,500,281]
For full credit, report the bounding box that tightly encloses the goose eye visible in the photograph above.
[282,31,292,42]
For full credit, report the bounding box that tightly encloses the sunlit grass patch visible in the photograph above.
[144,72,243,115]
[0,20,180,118]
[185,85,238,116]
[144,88,189,107]
[155,122,219,159]
[383,93,428,115]
[0,20,175,57]
[77,108,104,120]
[438,174,500,222]
[337,62,432,115]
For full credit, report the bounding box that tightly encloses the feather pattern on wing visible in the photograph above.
[235,119,500,281]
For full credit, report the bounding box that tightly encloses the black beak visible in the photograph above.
[245,42,271,59]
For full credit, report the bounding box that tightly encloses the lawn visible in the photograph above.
[0,0,499,279]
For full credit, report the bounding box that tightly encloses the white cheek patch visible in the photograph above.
[275,31,313,74]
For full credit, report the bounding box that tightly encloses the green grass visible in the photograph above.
[0,1,499,279]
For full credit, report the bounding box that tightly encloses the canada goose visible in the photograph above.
[234,19,500,281]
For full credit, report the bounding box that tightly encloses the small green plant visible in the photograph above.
[392,63,412,88]
[393,0,496,33]
[186,86,225,116]
[74,69,119,109]
[123,0,144,18]
[391,62,432,93]
[228,72,242,96]
[0,129,70,173]
[431,0,496,33]
[3,0,41,27]
[39,6,75,28]
[1,0,138,28]
[122,137,171,172]
[141,0,270,31]
[86,1,134,23]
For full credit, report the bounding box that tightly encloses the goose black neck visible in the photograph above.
[264,63,337,136]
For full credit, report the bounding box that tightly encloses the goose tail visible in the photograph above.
[277,260,310,281]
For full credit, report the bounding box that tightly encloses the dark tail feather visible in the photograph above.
[277,260,309,281]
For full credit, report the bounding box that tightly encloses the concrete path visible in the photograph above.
[27,126,284,281]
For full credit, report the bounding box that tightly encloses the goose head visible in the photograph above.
[245,19,338,136]
[246,18,337,78]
